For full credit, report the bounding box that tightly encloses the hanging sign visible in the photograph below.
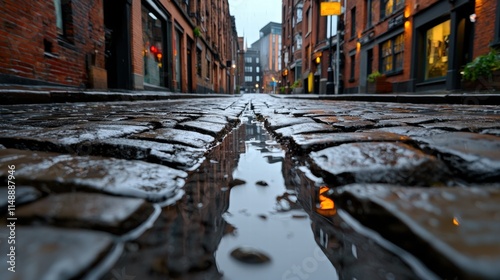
[320,2,341,16]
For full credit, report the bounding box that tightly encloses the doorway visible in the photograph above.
[104,0,132,89]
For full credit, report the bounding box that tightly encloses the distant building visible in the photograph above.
[242,48,261,93]
[251,22,282,93]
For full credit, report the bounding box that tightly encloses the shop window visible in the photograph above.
[54,0,74,43]
[425,20,450,80]
[142,5,165,87]
[381,0,405,19]
[196,48,202,77]
[380,33,404,74]
[349,54,355,82]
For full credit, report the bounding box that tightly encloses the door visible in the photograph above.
[104,0,132,89]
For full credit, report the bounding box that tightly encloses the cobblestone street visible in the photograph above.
[1,94,500,280]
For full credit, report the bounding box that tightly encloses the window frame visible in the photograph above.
[379,33,404,75]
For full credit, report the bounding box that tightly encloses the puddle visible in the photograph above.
[215,107,338,280]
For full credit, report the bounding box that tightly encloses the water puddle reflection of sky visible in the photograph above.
[215,111,338,280]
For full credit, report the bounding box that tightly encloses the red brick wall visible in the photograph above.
[474,0,497,57]
[0,0,105,87]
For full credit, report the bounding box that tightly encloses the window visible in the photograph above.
[307,8,312,34]
[142,5,165,86]
[245,76,253,82]
[297,5,303,23]
[365,0,373,29]
[381,0,405,18]
[425,20,450,80]
[245,57,252,63]
[256,57,259,63]
[196,48,202,76]
[256,66,260,72]
[245,66,253,72]
[349,54,355,81]
[380,33,404,74]
[350,7,356,38]
[206,59,211,79]
[295,34,302,50]
[54,0,74,42]
[256,76,260,82]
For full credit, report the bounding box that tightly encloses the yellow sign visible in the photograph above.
[320,2,341,16]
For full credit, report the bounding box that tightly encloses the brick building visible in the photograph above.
[0,0,239,94]
[282,0,499,94]
[343,0,500,93]
[282,0,345,94]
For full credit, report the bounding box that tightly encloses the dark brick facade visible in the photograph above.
[0,0,105,88]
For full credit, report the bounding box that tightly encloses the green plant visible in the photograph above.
[462,50,500,81]
[193,26,201,38]
[367,71,383,83]
[290,80,301,89]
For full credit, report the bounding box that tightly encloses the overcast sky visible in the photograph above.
[228,0,282,46]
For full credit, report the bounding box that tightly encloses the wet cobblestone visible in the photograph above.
[1,95,499,279]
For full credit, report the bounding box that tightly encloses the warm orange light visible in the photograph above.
[316,186,336,216]
[356,42,361,52]
[404,8,411,18]
[156,53,162,60]
[315,56,321,64]
[453,217,460,226]
[405,20,411,29]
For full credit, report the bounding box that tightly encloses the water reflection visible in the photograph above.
[215,108,337,280]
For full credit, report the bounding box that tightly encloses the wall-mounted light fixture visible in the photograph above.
[470,14,477,23]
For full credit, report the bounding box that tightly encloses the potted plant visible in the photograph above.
[367,71,392,93]
[290,80,303,94]
[462,50,500,91]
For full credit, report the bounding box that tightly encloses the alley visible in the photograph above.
[1,94,500,280]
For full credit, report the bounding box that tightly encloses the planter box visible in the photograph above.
[367,77,392,93]
[462,70,500,91]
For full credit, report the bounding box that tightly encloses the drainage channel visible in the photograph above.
[214,105,337,280]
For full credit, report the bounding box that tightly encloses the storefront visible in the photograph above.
[142,1,170,89]
[410,0,474,91]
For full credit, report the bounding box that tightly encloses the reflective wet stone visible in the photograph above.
[93,138,205,170]
[274,122,337,138]
[230,247,271,264]
[333,184,500,279]
[310,142,450,186]
[291,131,410,152]
[16,192,154,234]
[0,123,149,152]
[0,185,41,211]
[0,148,187,202]
[132,128,215,149]
[0,226,114,280]
[368,126,447,139]
[418,132,500,181]
[264,115,314,130]
[420,120,500,132]
[176,120,229,139]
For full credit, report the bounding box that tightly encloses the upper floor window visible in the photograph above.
[296,5,303,23]
[295,34,302,50]
[350,7,356,38]
[245,66,253,72]
[245,57,252,63]
[381,0,405,19]
[54,0,74,42]
[307,8,312,34]
[365,0,373,29]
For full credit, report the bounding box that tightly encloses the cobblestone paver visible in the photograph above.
[1,95,499,279]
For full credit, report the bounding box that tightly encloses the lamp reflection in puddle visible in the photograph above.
[316,186,336,216]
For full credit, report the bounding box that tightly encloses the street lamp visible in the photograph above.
[255,83,259,93]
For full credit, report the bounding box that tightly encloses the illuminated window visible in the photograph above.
[380,33,404,74]
[142,5,165,87]
[381,0,405,18]
[425,20,450,80]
